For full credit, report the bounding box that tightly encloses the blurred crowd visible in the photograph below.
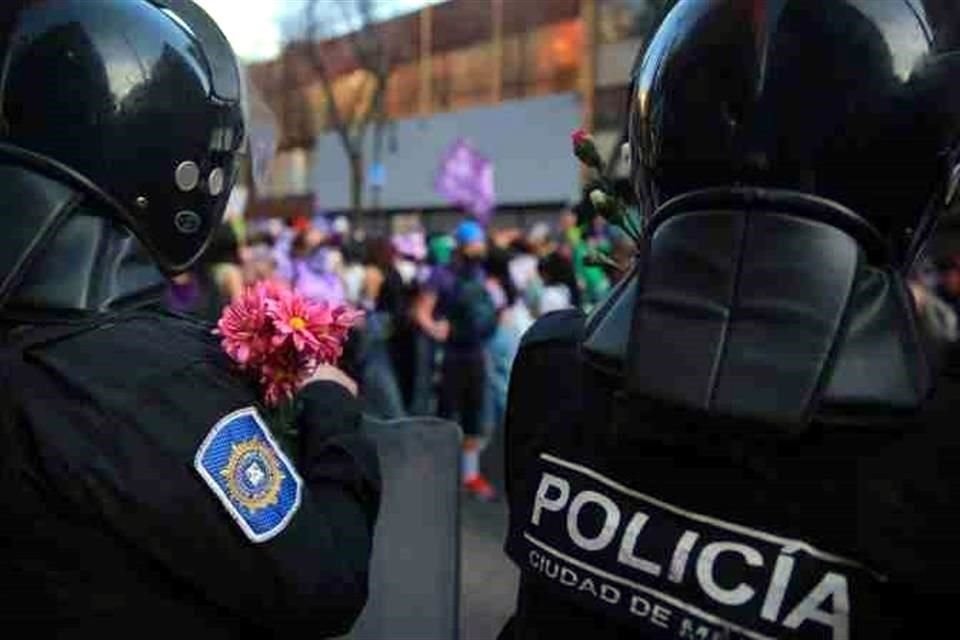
[166,207,960,499]
[165,206,960,498]
[164,208,636,499]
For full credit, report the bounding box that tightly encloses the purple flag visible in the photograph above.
[435,138,495,223]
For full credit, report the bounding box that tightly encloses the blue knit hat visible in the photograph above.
[454,219,485,246]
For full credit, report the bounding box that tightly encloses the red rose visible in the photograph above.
[571,128,604,171]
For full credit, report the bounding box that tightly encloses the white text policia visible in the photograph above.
[530,472,851,639]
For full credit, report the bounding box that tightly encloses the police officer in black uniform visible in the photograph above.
[501,1,960,638]
[0,1,379,636]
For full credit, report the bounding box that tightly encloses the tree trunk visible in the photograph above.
[349,150,365,224]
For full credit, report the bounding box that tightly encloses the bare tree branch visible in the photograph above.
[337,0,378,72]
[299,0,408,217]
[358,0,385,69]
[344,72,372,133]
[305,0,353,156]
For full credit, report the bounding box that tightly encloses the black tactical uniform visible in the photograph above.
[0,313,379,636]
[501,1,960,638]
[0,1,379,635]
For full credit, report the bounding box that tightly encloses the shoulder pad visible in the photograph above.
[519,309,585,349]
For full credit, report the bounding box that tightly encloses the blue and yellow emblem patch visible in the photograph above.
[194,407,302,543]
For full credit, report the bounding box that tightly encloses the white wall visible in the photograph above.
[309,93,584,212]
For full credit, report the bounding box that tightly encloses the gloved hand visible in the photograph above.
[295,365,362,445]
[301,364,358,397]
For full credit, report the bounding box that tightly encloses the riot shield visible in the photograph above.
[340,416,462,640]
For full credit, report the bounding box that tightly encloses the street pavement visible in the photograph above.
[460,420,519,640]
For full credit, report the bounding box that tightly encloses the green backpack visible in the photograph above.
[448,275,498,347]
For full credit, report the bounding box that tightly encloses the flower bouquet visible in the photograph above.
[215,280,363,449]
[571,129,643,270]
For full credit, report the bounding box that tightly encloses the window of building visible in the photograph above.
[518,21,576,98]
[448,42,494,110]
[502,19,582,100]
[531,20,582,95]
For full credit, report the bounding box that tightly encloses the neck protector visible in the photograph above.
[583,188,931,430]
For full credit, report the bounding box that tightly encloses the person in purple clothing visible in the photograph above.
[288,227,347,306]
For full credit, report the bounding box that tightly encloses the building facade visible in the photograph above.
[246,0,661,225]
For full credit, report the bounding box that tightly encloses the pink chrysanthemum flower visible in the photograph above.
[266,290,334,353]
[330,306,364,341]
[216,287,271,367]
[215,278,364,408]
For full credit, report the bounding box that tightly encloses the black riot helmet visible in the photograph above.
[0,0,246,302]
[628,0,960,268]
[583,0,960,428]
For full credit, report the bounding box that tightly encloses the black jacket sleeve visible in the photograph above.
[296,381,381,532]
[258,380,381,634]
[7,316,382,636]
[65,380,379,636]
[181,382,382,634]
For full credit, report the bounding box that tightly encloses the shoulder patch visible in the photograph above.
[194,407,303,543]
[520,309,585,349]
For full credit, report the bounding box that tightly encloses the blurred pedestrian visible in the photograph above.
[288,227,346,306]
[357,238,408,419]
[385,234,421,409]
[164,226,237,323]
[482,238,527,446]
[419,219,498,500]
[164,270,209,317]
[341,239,368,306]
[392,231,425,285]
[408,234,456,415]
[537,252,576,315]
[241,231,280,285]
